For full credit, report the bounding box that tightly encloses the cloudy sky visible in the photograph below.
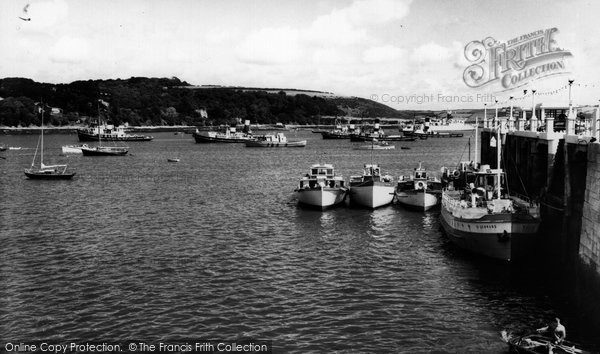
[1,0,599,109]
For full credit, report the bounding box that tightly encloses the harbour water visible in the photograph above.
[0,131,597,352]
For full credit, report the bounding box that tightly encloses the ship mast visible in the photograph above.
[495,102,501,200]
[40,100,44,167]
[474,117,478,164]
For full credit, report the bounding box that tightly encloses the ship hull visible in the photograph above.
[193,133,252,143]
[396,190,440,211]
[349,183,395,209]
[439,206,540,261]
[321,132,350,139]
[245,140,306,147]
[77,131,152,142]
[297,188,347,209]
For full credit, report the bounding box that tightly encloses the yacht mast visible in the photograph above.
[40,101,44,167]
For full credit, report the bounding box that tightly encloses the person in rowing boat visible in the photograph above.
[536,317,566,344]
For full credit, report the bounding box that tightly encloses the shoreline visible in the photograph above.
[1,124,405,135]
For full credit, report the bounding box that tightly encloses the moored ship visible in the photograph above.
[193,120,254,143]
[245,132,306,147]
[296,163,348,209]
[348,164,395,208]
[395,163,442,211]
[78,124,153,142]
[439,163,540,261]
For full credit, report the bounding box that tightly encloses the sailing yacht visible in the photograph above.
[81,101,129,156]
[24,104,75,180]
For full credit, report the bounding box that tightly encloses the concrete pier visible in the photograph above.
[479,104,600,333]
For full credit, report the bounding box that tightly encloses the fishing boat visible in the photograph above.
[81,103,129,156]
[245,132,306,147]
[296,163,348,209]
[78,124,153,142]
[167,158,180,162]
[8,146,22,150]
[396,163,443,211]
[193,120,253,143]
[62,144,88,154]
[349,164,395,208]
[503,333,595,354]
[24,104,75,180]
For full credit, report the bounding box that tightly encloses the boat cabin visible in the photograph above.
[349,164,393,184]
[299,164,346,189]
[257,133,287,143]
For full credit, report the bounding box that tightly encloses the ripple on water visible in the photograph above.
[0,132,592,351]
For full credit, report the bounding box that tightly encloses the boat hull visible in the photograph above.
[24,170,75,180]
[349,183,395,208]
[77,130,152,142]
[81,147,128,156]
[439,206,540,261]
[507,335,593,354]
[245,140,306,147]
[297,188,347,209]
[321,132,350,139]
[193,132,253,143]
[396,190,440,211]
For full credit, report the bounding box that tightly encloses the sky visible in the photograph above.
[1,0,600,109]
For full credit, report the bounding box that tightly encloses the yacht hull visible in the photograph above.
[24,170,75,180]
[81,147,128,156]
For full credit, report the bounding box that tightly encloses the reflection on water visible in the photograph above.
[0,131,597,351]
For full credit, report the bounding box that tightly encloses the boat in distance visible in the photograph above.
[354,142,395,150]
[349,164,395,208]
[296,163,348,209]
[78,124,153,142]
[167,158,180,162]
[193,120,253,143]
[245,133,306,147]
[81,145,129,156]
[62,144,89,154]
[395,163,442,211]
[25,103,75,180]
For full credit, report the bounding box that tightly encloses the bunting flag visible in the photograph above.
[486,81,599,107]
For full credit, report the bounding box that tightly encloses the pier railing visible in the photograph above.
[481,104,600,142]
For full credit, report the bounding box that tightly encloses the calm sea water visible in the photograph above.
[0,130,596,353]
